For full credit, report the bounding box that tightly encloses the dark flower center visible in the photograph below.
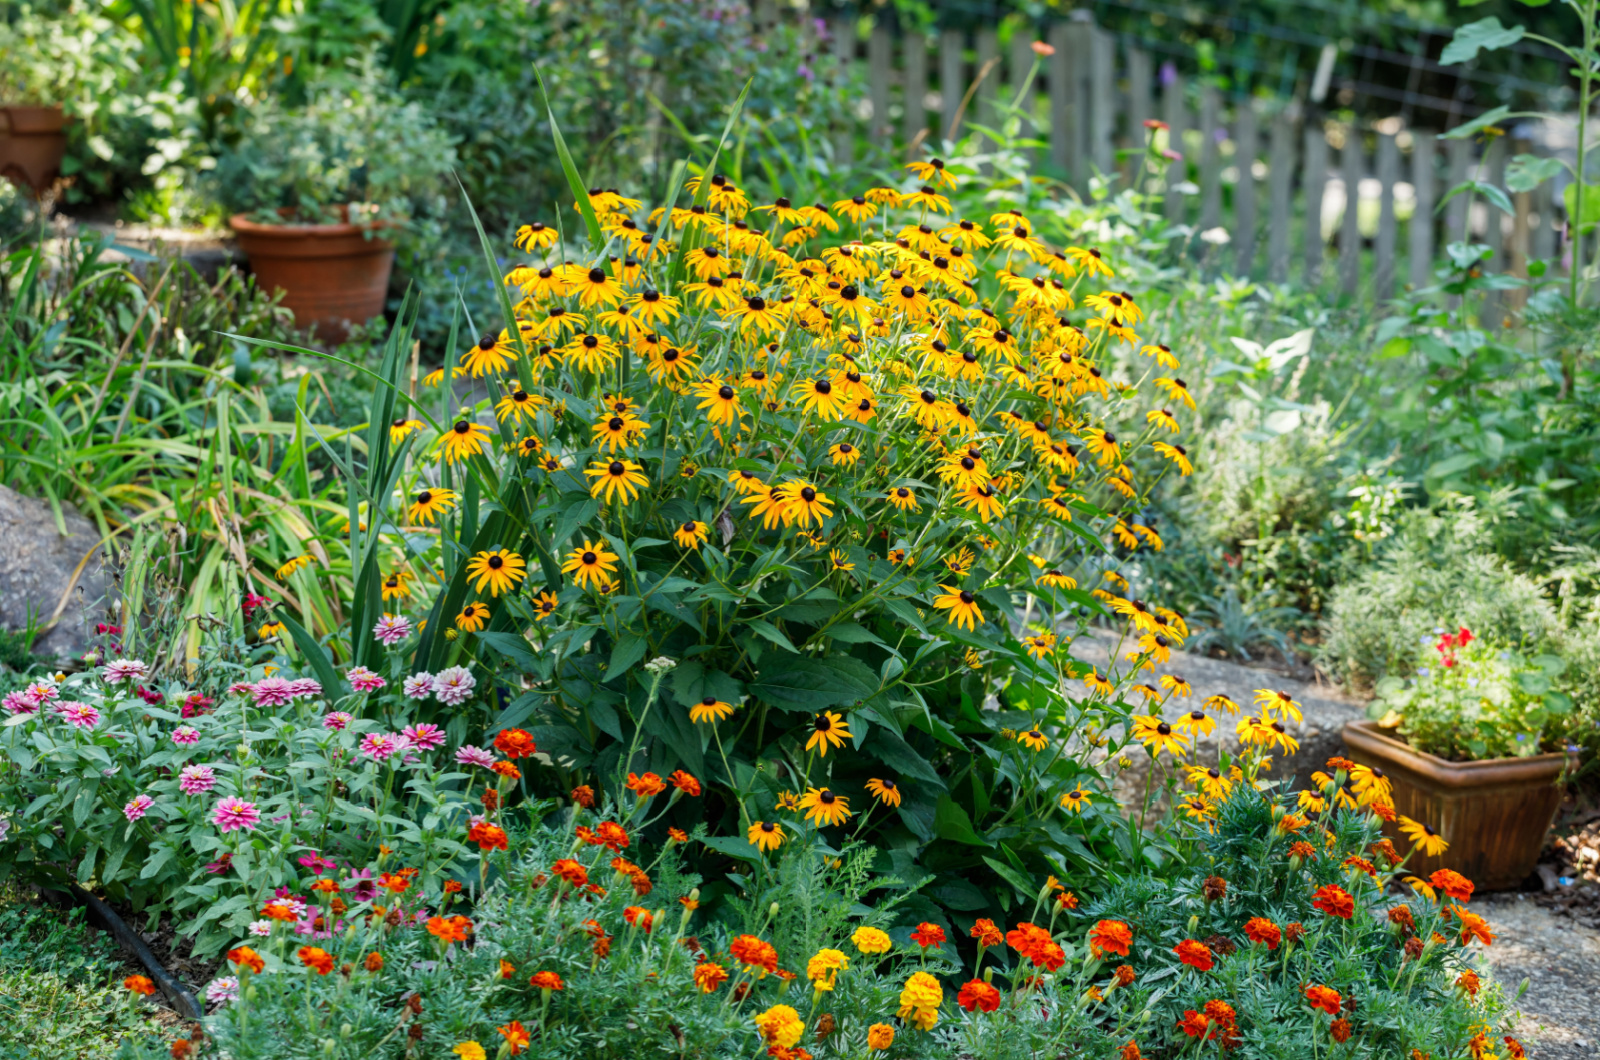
[588,268,606,283]
[582,552,597,564]
[959,591,974,604]
[488,556,504,569]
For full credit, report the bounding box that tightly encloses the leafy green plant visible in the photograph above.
[1184,586,1299,661]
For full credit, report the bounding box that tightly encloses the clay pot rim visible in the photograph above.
[1,103,69,133]
[1342,718,1575,785]
[227,206,389,240]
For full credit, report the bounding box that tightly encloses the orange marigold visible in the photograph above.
[1305,984,1342,1015]
[969,918,1004,947]
[493,728,538,759]
[624,771,667,797]
[530,971,565,991]
[623,906,655,932]
[1174,939,1214,971]
[730,934,779,973]
[364,952,384,972]
[596,821,630,850]
[492,761,522,780]
[227,946,264,974]
[124,975,157,996]
[1330,1018,1352,1043]
[668,769,701,796]
[695,962,729,993]
[1311,884,1354,919]
[467,821,509,851]
[1243,917,1281,949]
[297,946,334,975]
[497,1020,531,1056]
[570,784,596,808]
[1430,869,1475,902]
[910,922,946,949]
[426,915,473,943]
[1088,919,1133,959]
[956,979,1002,1012]
[551,859,588,887]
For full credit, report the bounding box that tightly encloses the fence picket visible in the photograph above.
[1483,137,1507,326]
[1267,111,1295,284]
[903,32,929,156]
[1163,72,1186,223]
[1090,25,1115,175]
[1374,132,1399,302]
[1445,135,1471,243]
[976,30,1000,132]
[1048,22,1075,175]
[831,21,856,168]
[1409,131,1436,290]
[868,27,891,142]
[1302,125,1328,287]
[1199,86,1222,232]
[940,30,965,143]
[1339,131,1363,297]
[1234,102,1259,276]
[1010,32,1036,141]
[1127,48,1152,184]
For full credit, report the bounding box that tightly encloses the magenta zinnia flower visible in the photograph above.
[123,795,154,822]
[24,682,57,704]
[432,666,476,706]
[3,691,37,716]
[171,726,200,746]
[298,852,337,874]
[359,733,400,761]
[322,711,353,731]
[287,678,323,699]
[372,614,411,646]
[55,702,101,729]
[179,764,217,795]
[211,797,260,833]
[402,673,434,699]
[402,723,446,752]
[250,677,295,707]
[454,745,495,769]
[348,666,386,692]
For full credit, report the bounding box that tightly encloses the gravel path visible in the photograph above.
[1479,895,1600,1058]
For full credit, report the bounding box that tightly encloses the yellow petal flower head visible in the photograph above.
[438,419,493,465]
[799,787,852,827]
[561,540,619,590]
[691,696,736,724]
[805,711,852,756]
[747,820,784,851]
[464,549,527,597]
[852,925,893,954]
[585,459,648,505]
[932,584,984,631]
[455,602,490,633]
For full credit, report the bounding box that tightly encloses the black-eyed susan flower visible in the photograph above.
[1146,408,1181,434]
[1022,632,1057,659]
[1109,596,1161,634]
[1203,694,1239,714]
[828,549,855,572]
[1015,728,1049,751]
[805,711,852,756]
[461,331,517,377]
[1172,709,1215,738]
[691,696,736,724]
[465,550,527,597]
[494,390,543,427]
[957,483,1004,522]
[277,554,315,580]
[1153,441,1194,475]
[389,417,425,444]
[799,787,852,827]
[585,459,648,505]
[591,412,647,453]
[380,571,413,601]
[1084,670,1115,696]
[1037,570,1075,590]
[564,332,619,374]
[438,419,493,465]
[865,778,902,807]
[791,377,848,420]
[1155,376,1196,410]
[1066,246,1114,278]
[1185,765,1234,800]
[514,220,558,252]
[732,295,785,336]
[1040,495,1076,522]
[1160,674,1193,698]
[748,820,785,851]
[886,486,919,512]
[572,265,626,308]
[513,436,544,459]
[561,541,619,590]
[536,455,564,474]
[832,195,877,224]
[1398,816,1449,857]
[903,184,952,213]
[1081,428,1120,466]
[778,481,833,528]
[1059,788,1091,813]
[1254,688,1304,725]
[455,602,490,633]
[532,591,560,620]
[828,442,862,467]
[932,585,984,631]
[1132,715,1191,757]
[673,521,709,549]
[694,378,744,427]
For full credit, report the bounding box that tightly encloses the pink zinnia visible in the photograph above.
[102,659,148,683]
[171,726,200,746]
[402,673,434,699]
[373,615,411,646]
[3,691,37,716]
[250,677,295,707]
[227,682,254,697]
[123,794,153,822]
[402,723,446,752]
[348,666,386,692]
[211,797,260,833]
[298,852,337,874]
[179,765,217,795]
[454,745,495,769]
[322,711,353,731]
[287,678,323,699]
[359,733,399,761]
[24,682,57,704]
[55,702,101,729]
[432,667,475,706]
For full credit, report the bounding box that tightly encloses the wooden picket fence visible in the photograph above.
[775,8,1565,310]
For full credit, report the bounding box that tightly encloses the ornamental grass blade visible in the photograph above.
[533,63,605,250]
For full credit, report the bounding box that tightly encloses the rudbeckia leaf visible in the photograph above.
[933,796,989,846]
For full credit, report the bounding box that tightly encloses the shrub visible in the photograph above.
[1318,503,1558,691]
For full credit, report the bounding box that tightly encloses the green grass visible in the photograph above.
[0,887,170,1059]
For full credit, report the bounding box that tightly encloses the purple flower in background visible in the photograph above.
[123,795,153,822]
[402,723,446,752]
[359,733,401,762]
[179,764,217,795]
[323,711,353,731]
[345,869,377,903]
[288,678,323,699]
[3,691,37,716]
[348,667,386,693]
[102,659,148,683]
[298,852,338,874]
[454,745,495,769]
[402,673,434,700]
[211,797,261,833]
[172,726,200,747]
[432,667,475,706]
[1159,60,1177,88]
[250,677,295,707]
[55,702,101,729]
[204,853,233,874]
[373,615,411,646]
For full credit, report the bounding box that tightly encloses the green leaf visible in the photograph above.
[701,834,762,863]
[605,633,649,683]
[140,845,175,880]
[1564,182,1600,234]
[1505,154,1564,193]
[533,64,605,249]
[670,661,742,709]
[749,653,880,711]
[278,613,344,696]
[1427,452,1482,478]
[982,855,1038,900]
[933,796,989,846]
[1440,19,1525,65]
[479,631,541,671]
[1441,105,1513,141]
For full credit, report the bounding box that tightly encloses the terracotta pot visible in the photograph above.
[228,209,394,343]
[1342,719,1574,890]
[0,104,68,196]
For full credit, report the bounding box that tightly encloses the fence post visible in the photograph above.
[939,30,965,144]
[1048,22,1075,177]
[1302,123,1328,288]
[1127,47,1152,185]
[1010,30,1037,141]
[1374,132,1399,302]
[1445,136,1471,243]
[904,32,930,157]
[1338,128,1363,298]
[1267,110,1296,284]
[1482,136,1507,327]
[1234,101,1259,276]
[832,21,857,169]
[1198,85,1222,232]
[868,26,892,144]
[1409,131,1436,291]
[1089,24,1115,176]
[1163,71,1187,223]
[1531,148,1557,264]
[975,30,1000,132]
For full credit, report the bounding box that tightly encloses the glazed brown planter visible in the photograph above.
[0,105,68,196]
[228,208,394,343]
[1342,719,1574,890]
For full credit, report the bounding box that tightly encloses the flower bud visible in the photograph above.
[322,1039,337,1056]
[689,887,700,902]
[1187,915,1200,935]
[341,1024,353,1038]
[769,902,781,918]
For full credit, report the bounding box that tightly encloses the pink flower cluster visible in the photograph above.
[211,797,260,834]
[53,701,101,729]
[246,677,323,708]
[372,614,411,646]
[101,659,148,684]
[348,666,386,692]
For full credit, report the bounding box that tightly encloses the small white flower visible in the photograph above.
[248,920,273,937]
[1199,226,1231,246]
[643,656,678,673]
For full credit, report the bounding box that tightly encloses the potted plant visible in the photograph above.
[0,4,89,196]
[1343,625,1577,889]
[212,67,455,342]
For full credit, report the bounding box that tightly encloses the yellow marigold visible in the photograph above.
[898,970,943,1030]
[753,1004,804,1049]
[852,926,893,954]
[867,1023,895,1050]
[806,948,849,991]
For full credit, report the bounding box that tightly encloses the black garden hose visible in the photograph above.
[48,883,205,1019]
